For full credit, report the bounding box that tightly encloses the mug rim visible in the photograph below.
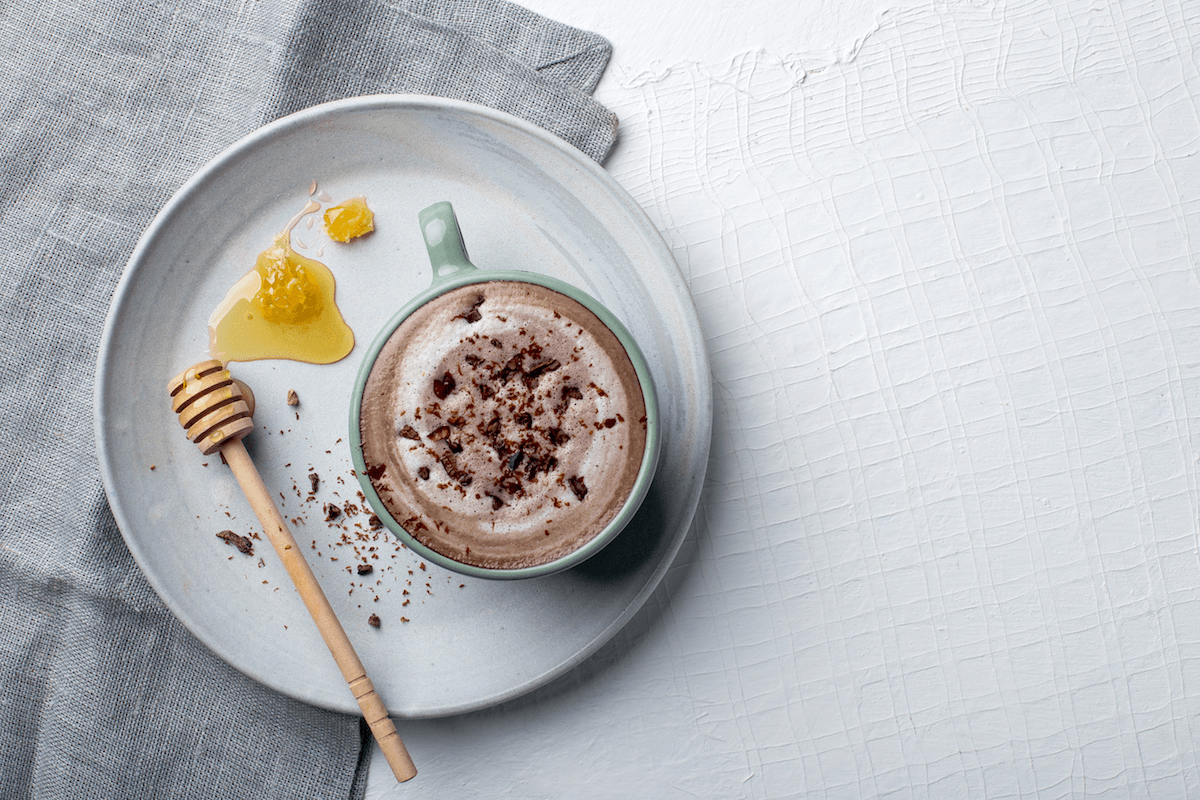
[349,269,661,580]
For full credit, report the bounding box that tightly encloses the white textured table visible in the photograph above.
[368,0,1200,796]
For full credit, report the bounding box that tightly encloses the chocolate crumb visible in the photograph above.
[216,530,254,555]
[525,358,561,380]
[456,294,484,323]
[569,475,588,500]
[499,354,524,383]
[368,614,380,628]
[432,371,456,399]
[287,389,299,406]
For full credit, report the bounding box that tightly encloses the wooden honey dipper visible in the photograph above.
[168,359,417,783]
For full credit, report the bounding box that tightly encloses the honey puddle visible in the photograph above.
[208,200,355,364]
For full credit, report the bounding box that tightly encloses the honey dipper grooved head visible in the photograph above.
[168,359,255,455]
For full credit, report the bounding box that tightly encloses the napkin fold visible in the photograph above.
[0,0,616,796]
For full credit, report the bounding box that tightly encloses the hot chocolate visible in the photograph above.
[358,281,648,570]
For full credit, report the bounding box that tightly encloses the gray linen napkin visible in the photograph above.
[0,0,616,796]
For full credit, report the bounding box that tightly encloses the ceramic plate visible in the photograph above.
[94,95,712,718]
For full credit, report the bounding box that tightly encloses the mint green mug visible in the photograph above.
[350,202,660,579]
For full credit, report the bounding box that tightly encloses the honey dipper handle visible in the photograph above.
[221,440,417,783]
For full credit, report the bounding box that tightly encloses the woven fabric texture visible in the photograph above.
[0,0,614,797]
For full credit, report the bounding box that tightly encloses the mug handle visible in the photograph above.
[419,201,478,285]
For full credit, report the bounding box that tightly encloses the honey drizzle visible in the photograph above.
[207,200,354,365]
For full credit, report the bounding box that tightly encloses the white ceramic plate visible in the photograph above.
[94,96,712,718]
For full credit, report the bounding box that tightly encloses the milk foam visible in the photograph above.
[359,281,647,569]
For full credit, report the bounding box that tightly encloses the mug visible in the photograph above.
[350,202,660,579]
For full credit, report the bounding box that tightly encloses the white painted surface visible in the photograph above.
[369,0,1200,795]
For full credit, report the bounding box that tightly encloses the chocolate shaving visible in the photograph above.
[287,389,299,406]
[515,412,532,429]
[428,425,451,442]
[216,529,254,555]
[357,563,374,575]
[478,382,495,399]
[548,428,570,446]
[484,415,501,436]
[432,371,456,399]
[569,476,588,500]
[324,503,341,521]
[604,418,617,428]
[562,386,583,402]
[447,438,463,454]
[456,294,484,323]
[448,415,465,427]
[439,452,472,486]
[417,466,430,480]
[368,614,381,628]
[308,472,319,493]
[465,354,482,367]
[366,463,386,481]
[486,494,504,511]
[526,455,556,482]
[525,358,561,380]
[499,354,524,383]
[368,514,382,529]
[399,424,421,440]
